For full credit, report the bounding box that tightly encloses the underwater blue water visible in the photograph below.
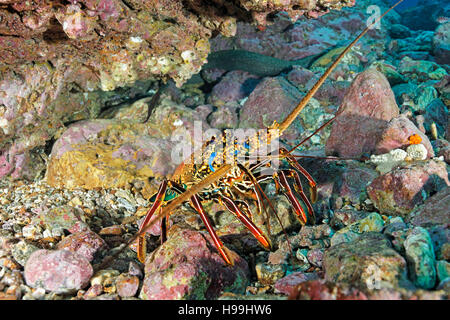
[388,0,419,11]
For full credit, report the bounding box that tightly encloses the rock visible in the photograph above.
[255,263,285,285]
[140,228,250,300]
[115,274,140,298]
[323,233,408,290]
[289,279,447,300]
[335,163,379,204]
[393,82,418,107]
[239,77,304,141]
[408,187,450,227]
[367,160,449,216]
[436,260,450,283]
[56,230,108,262]
[46,119,175,190]
[325,68,399,158]
[370,62,406,87]
[307,248,325,268]
[11,241,39,266]
[329,209,369,230]
[389,24,412,39]
[398,56,447,82]
[375,115,434,158]
[424,99,448,138]
[36,205,89,234]
[433,21,450,65]
[208,71,259,106]
[330,212,385,246]
[208,103,239,129]
[84,284,103,299]
[274,272,319,296]
[24,249,93,294]
[400,0,450,31]
[404,227,437,289]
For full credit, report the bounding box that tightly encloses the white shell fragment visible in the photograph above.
[367,148,407,174]
[406,143,428,161]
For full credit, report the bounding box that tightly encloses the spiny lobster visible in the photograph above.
[99,0,405,269]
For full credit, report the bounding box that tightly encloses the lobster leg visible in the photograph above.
[274,170,311,225]
[220,195,271,250]
[283,169,316,225]
[135,180,169,263]
[280,147,317,203]
[190,194,234,265]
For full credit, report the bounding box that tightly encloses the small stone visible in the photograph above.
[84,284,103,299]
[404,227,436,289]
[116,274,139,298]
[406,144,427,160]
[436,260,450,283]
[330,212,385,246]
[274,272,319,296]
[255,263,285,286]
[323,233,407,290]
[11,240,36,266]
[307,248,325,268]
[99,225,123,236]
[57,230,107,262]
[22,224,42,240]
[24,249,93,294]
[128,261,143,278]
[90,269,120,287]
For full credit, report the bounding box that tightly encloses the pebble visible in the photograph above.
[404,227,437,289]
[24,249,93,294]
[255,263,286,285]
[116,274,140,298]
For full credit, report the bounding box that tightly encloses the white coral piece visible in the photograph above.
[406,143,428,161]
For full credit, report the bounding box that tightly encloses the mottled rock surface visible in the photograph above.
[140,228,250,300]
[325,68,399,158]
[24,249,93,294]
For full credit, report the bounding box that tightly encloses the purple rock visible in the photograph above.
[116,274,140,298]
[208,103,239,129]
[375,115,434,158]
[140,228,250,300]
[274,272,320,296]
[208,71,259,106]
[57,230,108,262]
[367,160,450,216]
[326,68,399,158]
[409,187,450,227]
[24,249,93,294]
[239,77,303,141]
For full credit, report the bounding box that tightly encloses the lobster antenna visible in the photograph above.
[277,0,404,134]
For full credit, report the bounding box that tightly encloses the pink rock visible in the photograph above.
[375,115,434,158]
[409,187,450,227]
[209,103,239,129]
[208,71,258,106]
[116,274,140,298]
[194,104,213,122]
[84,284,103,298]
[274,272,320,296]
[24,249,93,294]
[325,68,399,158]
[336,164,378,204]
[239,77,303,141]
[57,230,108,262]
[367,160,450,216]
[140,228,250,300]
[307,248,325,268]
